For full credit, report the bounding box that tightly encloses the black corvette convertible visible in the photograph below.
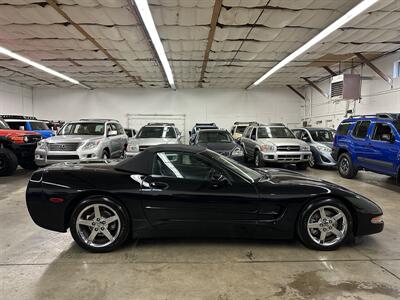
[26,144,384,252]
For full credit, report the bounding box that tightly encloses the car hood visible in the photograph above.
[197,142,237,152]
[258,138,309,147]
[130,138,177,146]
[44,135,102,143]
[317,142,333,148]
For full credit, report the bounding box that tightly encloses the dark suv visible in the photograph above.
[0,117,42,176]
[333,113,400,183]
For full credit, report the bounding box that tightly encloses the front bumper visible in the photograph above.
[261,151,311,163]
[314,151,337,167]
[126,151,140,157]
[35,147,104,166]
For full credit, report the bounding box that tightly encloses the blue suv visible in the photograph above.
[333,113,400,183]
[1,115,54,138]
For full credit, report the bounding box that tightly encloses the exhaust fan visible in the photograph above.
[330,74,361,101]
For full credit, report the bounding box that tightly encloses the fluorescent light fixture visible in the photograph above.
[249,0,379,88]
[0,46,89,88]
[133,0,175,89]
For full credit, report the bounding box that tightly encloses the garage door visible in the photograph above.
[126,114,186,143]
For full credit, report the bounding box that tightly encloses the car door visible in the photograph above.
[139,150,259,237]
[366,122,398,175]
[351,120,373,168]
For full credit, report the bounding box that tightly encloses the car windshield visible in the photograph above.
[137,127,165,138]
[309,129,334,142]
[0,118,9,129]
[59,122,104,135]
[235,126,247,134]
[198,131,233,143]
[202,150,261,182]
[258,126,295,138]
[30,121,50,130]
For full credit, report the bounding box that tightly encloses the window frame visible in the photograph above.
[351,120,371,140]
[371,122,394,142]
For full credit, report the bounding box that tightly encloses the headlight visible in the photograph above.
[127,143,139,152]
[315,145,331,152]
[81,139,101,151]
[260,144,276,152]
[301,145,310,151]
[231,146,244,157]
[37,140,47,149]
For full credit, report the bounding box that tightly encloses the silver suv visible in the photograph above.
[35,119,128,166]
[126,123,182,157]
[240,123,311,170]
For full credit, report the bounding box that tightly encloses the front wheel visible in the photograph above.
[297,199,352,251]
[338,153,358,179]
[308,154,316,168]
[0,148,18,176]
[70,197,130,252]
[254,150,265,167]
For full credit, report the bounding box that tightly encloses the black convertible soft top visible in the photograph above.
[114,144,207,174]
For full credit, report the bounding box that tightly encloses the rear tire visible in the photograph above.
[297,198,353,251]
[0,148,18,176]
[338,153,358,179]
[296,162,308,170]
[70,197,130,252]
[19,159,38,170]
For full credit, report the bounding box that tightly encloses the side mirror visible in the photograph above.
[19,126,25,130]
[302,136,310,142]
[108,130,118,137]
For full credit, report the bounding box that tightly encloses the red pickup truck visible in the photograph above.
[0,117,42,176]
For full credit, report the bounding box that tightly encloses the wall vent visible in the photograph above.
[330,74,361,101]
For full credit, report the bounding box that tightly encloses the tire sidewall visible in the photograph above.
[297,198,353,251]
[70,197,130,252]
[338,153,356,178]
[0,148,18,176]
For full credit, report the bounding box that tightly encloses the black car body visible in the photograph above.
[192,129,243,160]
[26,145,383,252]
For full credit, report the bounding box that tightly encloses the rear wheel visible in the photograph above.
[338,153,358,179]
[19,159,38,170]
[297,199,352,251]
[0,148,18,176]
[70,197,130,252]
[296,162,308,170]
[254,150,265,167]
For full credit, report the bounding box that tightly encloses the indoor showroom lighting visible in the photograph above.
[133,0,176,89]
[249,0,379,88]
[0,46,89,88]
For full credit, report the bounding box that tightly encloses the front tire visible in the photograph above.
[297,199,352,251]
[308,154,316,168]
[70,197,130,252]
[254,150,265,167]
[102,149,110,160]
[338,153,358,179]
[0,148,18,176]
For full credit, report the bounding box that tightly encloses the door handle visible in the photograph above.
[150,181,169,190]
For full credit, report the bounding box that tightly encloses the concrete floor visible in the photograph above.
[0,167,399,300]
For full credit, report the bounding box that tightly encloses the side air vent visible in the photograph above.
[330,74,361,101]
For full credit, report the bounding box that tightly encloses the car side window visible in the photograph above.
[372,123,394,141]
[337,122,351,135]
[352,121,371,139]
[250,128,257,140]
[7,121,26,130]
[165,127,176,138]
[152,151,213,181]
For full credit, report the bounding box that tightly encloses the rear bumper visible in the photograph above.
[261,151,311,163]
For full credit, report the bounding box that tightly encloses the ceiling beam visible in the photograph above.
[0,65,61,87]
[302,77,328,98]
[354,52,393,87]
[286,85,306,101]
[46,0,142,87]
[198,0,223,87]
[322,66,337,76]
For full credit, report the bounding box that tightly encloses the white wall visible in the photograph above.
[304,52,400,128]
[32,87,305,135]
[0,80,33,115]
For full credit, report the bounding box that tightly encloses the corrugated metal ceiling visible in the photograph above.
[0,0,398,88]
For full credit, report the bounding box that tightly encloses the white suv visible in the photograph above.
[35,119,128,166]
[241,123,311,170]
[126,123,182,157]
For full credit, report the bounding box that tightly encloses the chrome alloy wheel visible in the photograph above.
[307,205,348,247]
[339,157,350,174]
[75,204,121,248]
